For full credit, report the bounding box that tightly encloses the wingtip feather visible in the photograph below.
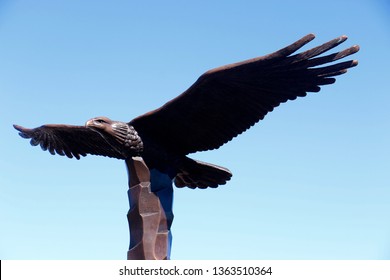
[13,124,26,133]
[13,124,32,139]
[339,35,348,43]
[306,33,316,40]
[352,45,360,52]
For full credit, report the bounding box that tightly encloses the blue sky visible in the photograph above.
[1,0,389,260]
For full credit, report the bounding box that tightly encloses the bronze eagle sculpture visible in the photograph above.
[14,34,359,189]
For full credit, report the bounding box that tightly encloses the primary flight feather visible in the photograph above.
[14,34,359,189]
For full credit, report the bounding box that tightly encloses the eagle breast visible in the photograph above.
[111,122,144,154]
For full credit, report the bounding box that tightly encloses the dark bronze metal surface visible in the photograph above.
[126,157,171,260]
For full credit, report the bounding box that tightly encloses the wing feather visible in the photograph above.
[13,124,126,160]
[130,34,359,155]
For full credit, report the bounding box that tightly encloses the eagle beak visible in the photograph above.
[85,119,94,127]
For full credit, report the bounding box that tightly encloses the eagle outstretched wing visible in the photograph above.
[130,34,359,155]
[13,124,126,160]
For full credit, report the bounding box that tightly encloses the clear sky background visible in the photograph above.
[1,0,389,260]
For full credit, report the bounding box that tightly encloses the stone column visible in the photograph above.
[125,157,173,260]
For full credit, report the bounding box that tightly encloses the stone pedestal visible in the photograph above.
[125,157,173,260]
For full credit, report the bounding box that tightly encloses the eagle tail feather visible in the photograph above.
[174,157,232,189]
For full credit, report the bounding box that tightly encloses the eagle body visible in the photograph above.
[14,34,359,189]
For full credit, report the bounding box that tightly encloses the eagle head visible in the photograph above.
[85,116,115,133]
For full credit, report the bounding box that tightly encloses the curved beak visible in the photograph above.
[85,119,95,127]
